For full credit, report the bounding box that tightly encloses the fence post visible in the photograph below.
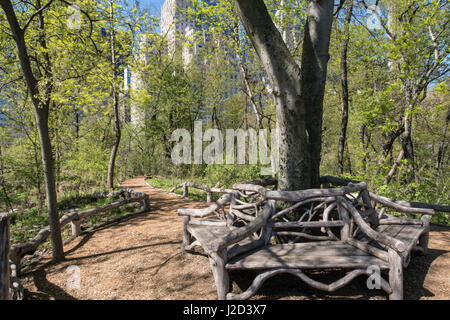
[142,196,150,211]
[183,183,188,197]
[0,213,10,300]
[71,217,81,237]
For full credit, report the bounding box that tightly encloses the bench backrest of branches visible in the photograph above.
[231,180,436,252]
[231,182,369,242]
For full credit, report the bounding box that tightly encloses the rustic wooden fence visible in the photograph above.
[169,178,277,202]
[0,188,149,299]
[169,182,233,202]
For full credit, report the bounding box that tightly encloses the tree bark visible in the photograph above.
[106,0,121,189]
[299,0,334,188]
[384,149,404,185]
[239,62,264,129]
[0,0,64,262]
[234,0,334,191]
[401,83,416,182]
[337,0,353,175]
[436,109,449,172]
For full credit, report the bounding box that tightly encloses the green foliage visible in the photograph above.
[202,164,261,188]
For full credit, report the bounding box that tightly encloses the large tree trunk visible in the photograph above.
[235,0,334,190]
[337,0,353,175]
[300,0,334,188]
[1,0,64,261]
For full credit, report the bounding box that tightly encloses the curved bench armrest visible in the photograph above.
[177,193,234,218]
[211,200,276,252]
[369,192,436,215]
[340,197,407,253]
[178,208,216,218]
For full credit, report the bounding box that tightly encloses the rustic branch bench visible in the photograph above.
[178,179,435,300]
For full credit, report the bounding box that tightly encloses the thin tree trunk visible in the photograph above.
[243,95,248,130]
[384,149,404,185]
[0,0,64,261]
[359,124,368,173]
[401,110,415,182]
[436,109,449,172]
[74,106,80,140]
[106,0,121,189]
[35,107,64,260]
[375,124,404,174]
[337,0,353,175]
[240,62,264,129]
[107,91,121,189]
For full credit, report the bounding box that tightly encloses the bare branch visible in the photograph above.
[333,0,346,16]
[23,0,55,31]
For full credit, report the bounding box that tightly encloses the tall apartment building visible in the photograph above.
[128,34,156,126]
[161,0,217,65]
[126,0,239,127]
[161,0,197,64]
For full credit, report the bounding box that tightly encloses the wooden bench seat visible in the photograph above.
[226,241,390,270]
[356,217,427,259]
[187,224,230,246]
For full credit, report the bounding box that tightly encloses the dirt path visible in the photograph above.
[20,177,449,300]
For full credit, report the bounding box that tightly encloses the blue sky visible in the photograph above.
[137,0,165,17]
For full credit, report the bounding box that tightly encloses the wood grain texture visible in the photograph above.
[341,198,407,253]
[212,200,276,252]
[388,248,403,300]
[264,182,367,202]
[369,192,436,215]
[226,242,389,270]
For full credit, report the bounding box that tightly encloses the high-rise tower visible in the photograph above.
[161,0,197,63]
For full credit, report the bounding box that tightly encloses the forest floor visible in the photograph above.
[20,176,449,300]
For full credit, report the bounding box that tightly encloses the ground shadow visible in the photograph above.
[23,265,77,300]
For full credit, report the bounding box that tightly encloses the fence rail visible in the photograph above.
[169,182,233,202]
[3,188,149,288]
